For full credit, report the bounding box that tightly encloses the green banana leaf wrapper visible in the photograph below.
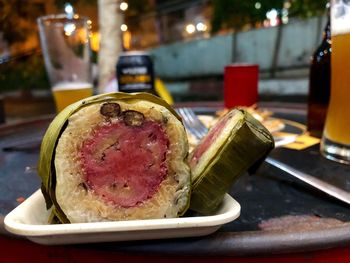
[189,108,275,215]
[38,92,185,223]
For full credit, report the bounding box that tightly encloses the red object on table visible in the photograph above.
[224,64,259,109]
[2,235,350,263]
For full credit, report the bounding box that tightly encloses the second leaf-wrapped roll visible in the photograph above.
[188,108,274,214]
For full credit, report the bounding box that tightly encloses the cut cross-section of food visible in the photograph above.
[38,92,191,223]
[188,108,275,215]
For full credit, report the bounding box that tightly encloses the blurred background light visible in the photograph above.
[255,2,261,9]
[266,8,279,26]
[123,31,131,50]
[186,24,196,34]
[196,22,207,32]
[120,2,128,11]
[90,32,100,51]
[284,1,291,9]
[64,3,74,15]
[266,9,278,20]
[282,8,289,24]
[121,24,128,31]
[64,23,76,36]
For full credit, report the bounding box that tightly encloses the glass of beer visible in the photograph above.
[320,0,350,164]
[37,14,93,112]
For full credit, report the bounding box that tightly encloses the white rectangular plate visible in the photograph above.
[4,190,240,245]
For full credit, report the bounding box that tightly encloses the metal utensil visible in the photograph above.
[176,107,208,139]
[176,107,350,205]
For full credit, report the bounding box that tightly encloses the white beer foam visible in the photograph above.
[331,1,350,35]
[52,82,93,91]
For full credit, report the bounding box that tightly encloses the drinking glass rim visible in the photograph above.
[37,14,89,24]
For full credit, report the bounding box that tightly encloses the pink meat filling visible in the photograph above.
[189,113,231,170]
[80,120,169,208]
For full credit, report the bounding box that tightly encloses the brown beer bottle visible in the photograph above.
[307,14,331,138]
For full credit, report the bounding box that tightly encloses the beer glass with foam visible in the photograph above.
[38,14,93,112]
[321,0,350,164]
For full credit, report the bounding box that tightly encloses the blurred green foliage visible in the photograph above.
[54,0,96,9]
[0,0,97,93]
[288,0,329,17]
[0,50,98,93]
[0,0,45,45]
[211,0,329,33]
[0,0,330,93]
[0,53,50,92]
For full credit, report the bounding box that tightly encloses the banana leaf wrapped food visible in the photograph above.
[188,108,274,215]
[38,92,191,223]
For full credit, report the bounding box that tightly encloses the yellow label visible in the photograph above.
[120,75,151,84]
[282,133,320,150]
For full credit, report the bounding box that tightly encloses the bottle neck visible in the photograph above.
[324,20,331,43]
